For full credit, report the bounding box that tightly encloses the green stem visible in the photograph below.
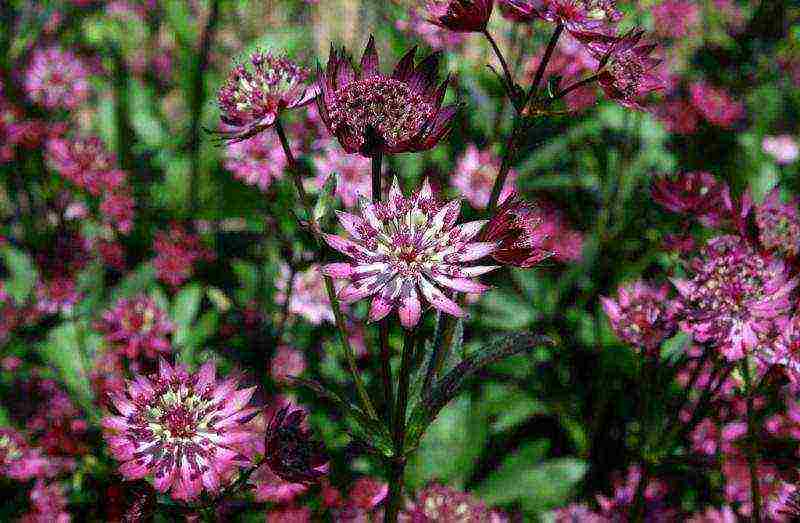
[274,118,378,421]
[742,358,763,523]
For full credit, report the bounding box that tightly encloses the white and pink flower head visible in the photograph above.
[102,359,259,501]
[322,178,500,328]
[97,294,174,360]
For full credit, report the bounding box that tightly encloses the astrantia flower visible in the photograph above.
[755,187,800,258]
[270,346,307,385]
[322,179,499,328]
[591,29,663,109]
[217,51,316,142]
[100,191,136,235]
[97,295,174,360]
[45,136,124,196]
[263,406,328,485]
[425,0,494,33]
[601,280,677,353]
[397,8,468,51]
[402,483,503,522]
[652,0,700,39]
[317,36,457,157]
[20,480,70,523]
[762,135,799,165]
[552,503,608,522]
[651,171,729,227]
[481,194,552,268]
[689,81,745,129]
[223,132,287,192]
[35,277,80,316]
[500,0,622,37]
[152,225,213,288]
[25,46,91,110]
[312,142,372,207]
[452,144,517,210]
[102,359,258,501]
[275,263,340,325]
[673,235,797,361]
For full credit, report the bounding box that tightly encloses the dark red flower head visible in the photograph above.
[264,406,329,485]
[317,36,457,157]
[425,0,495,33]
[482,194,553,268]
[651,171,729,227]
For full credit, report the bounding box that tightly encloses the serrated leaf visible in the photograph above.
[0,245,37,303]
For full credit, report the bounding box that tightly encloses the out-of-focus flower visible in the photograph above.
[223,132,287,192]
[35,277,81,316]
[397,8,468,50]
[552,503,608,522]
[452,144,516,210]
[19,480,70,523]
[317,36,457,157]
[348,476,388,511]
[687,506,737,523]
[526,33,600,111]
[100,191,136,235]
[217,51,317,142]
[275,264,339,326]
[482,194,552,268]
[322,178,499,328]
[601,280,677,353]
[591,29,663,110]
[425,0,494,33]
[530,200,584,262]
[654,99,700,135]
[651,171,729,227]
[312,142,372,207]
[689,82,745,129]
[596,466,676,520]
[270,346,307,384]
[762,135,799,165]
[652,0,700,39]
[266,506,312,523]
[97,294,174,360]
[152,224,213,288]
[0,428,63,480]
[102,359,258,501]
[499,0,622,40]
[755,187,800,258]
[673,235,797,360]
[403,483,505,522]
[253,464,308,504]
[25,46,91,110]
[263,405,328,485]
[45,136,124,196]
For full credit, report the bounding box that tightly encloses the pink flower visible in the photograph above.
[312,142,372,207]
[348,477,388,511]
[452,144,517,210]
[317,36,456,157]
[425,0,494,33]
[651,171,729,227]
[673,235,797,361]
[35,277,81,315]
[403,483,504,522]
[482,194,552,268]
[553,504,608,522]
[595,466,675,521]
[223,132,287,192]
[652,0,700,39]
[19,480,70,523]
[102,359,259,501]
[762,135,799,165]
[396,8,467,51]
[275,264,339,326]
[270,346,307,384]
[322,178,499,328]
[97,294,174,360]
[152,224,213,288]
[266,506,312,523]
[601,280,677,353]
[591,29,663,110]
[217,51,317,142]
[689,82,745,129]
[529,200,584,262]
[253,464,308,503]
[0,428,64,480]
[25,46,91,110]
[755,187,800,258]
[100,191,136,235]
[687,506,738,523]
[45,136,124,196]
[500,0,622,40]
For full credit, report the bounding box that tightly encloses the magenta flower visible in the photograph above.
[102,359,258,501]
[100,191,136,235]
[97,294,174,360]
[425,0,495,33]
[275,263,340,325]
[20,480,71,523]
[672,235,797,361]
[601,280,678,353]
[35,277,81,316]
[263,405,328,485]
[45,136,124,196]
[25,46,91,110]
[452,144,517,210]
[762,135,799,165]
[152,225,213,288]
[402,483,504,521]
[396,8,467,51]
[481,194,552,268]
[755,187,800,258]
[270,346,307,385]
[317,36,457,157]
[651,171,729,227]
[689,81,745,129]
[591,29,663,109]
[312,143,373,207]
[553,503,608,522]
[217,51,317,142]
[652,0,700,39]
[499,0,622,38]
[223,132,287,192]
[322,179,499,328]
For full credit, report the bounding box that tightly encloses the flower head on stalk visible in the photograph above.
[102,359,258,501]
[481,194,552,268]
[322,178,499,328]
[217,51,317,143]
[672,235,797,361]
[263,405,328,484]
[591,29,663,109]
[425,0,495,33]
[317,36,457,157]
[601,280,678,354]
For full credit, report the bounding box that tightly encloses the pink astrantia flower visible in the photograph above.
[253,464,308,504]
[425,0,494,33]
[687,506,737,523]
[403,483,506,522]
[45,136,125,196]
[672,235,797,361]
[348,476,389,511]
[652,0,700,39]
[275,264,340,325]
[481,194,552,268]
[396,8,467,51]
[312,142,372,207]
[19,480,71,523]
[755,187,800,258]
[97,294,174,360]
[0,428,64,480]
[762,135,799,165]
[591,29,663,110]
[553,503,608,522]
[596,466,675,521]
[500,0,622,38]
[152,225,213,288]
[102,359,258,501]
[321,178,499,328]
[25,46,91,110]
[222,131,287,192]
[526,34,600,111]
[452,144,517,210]
[689,82,745,129]
[530,200,584,262]
[100,191,136,235]
[266,506,312,523]
[317,36,457,157]
[270,346,307,384]
[601,280,678,353]
[217,51,317,142]
[35,277,81,315]
[651,171,729,227]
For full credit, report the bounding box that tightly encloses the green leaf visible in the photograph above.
[475,448,587,513]
[0,245,37,303]
[40,322,96,418]
[110,262,156,301]
[171,284,204,362]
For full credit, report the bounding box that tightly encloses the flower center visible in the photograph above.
[160,405,196,439]
[328,76,435,152]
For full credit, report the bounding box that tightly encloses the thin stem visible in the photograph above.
[274,118,378,421]
[526,23,564,107]
[483,29,515,96]
[548,72,602,104]
[742,358,763,523]
[486,125,518,212]
[372,150,383,203]
[422,311,445,394]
